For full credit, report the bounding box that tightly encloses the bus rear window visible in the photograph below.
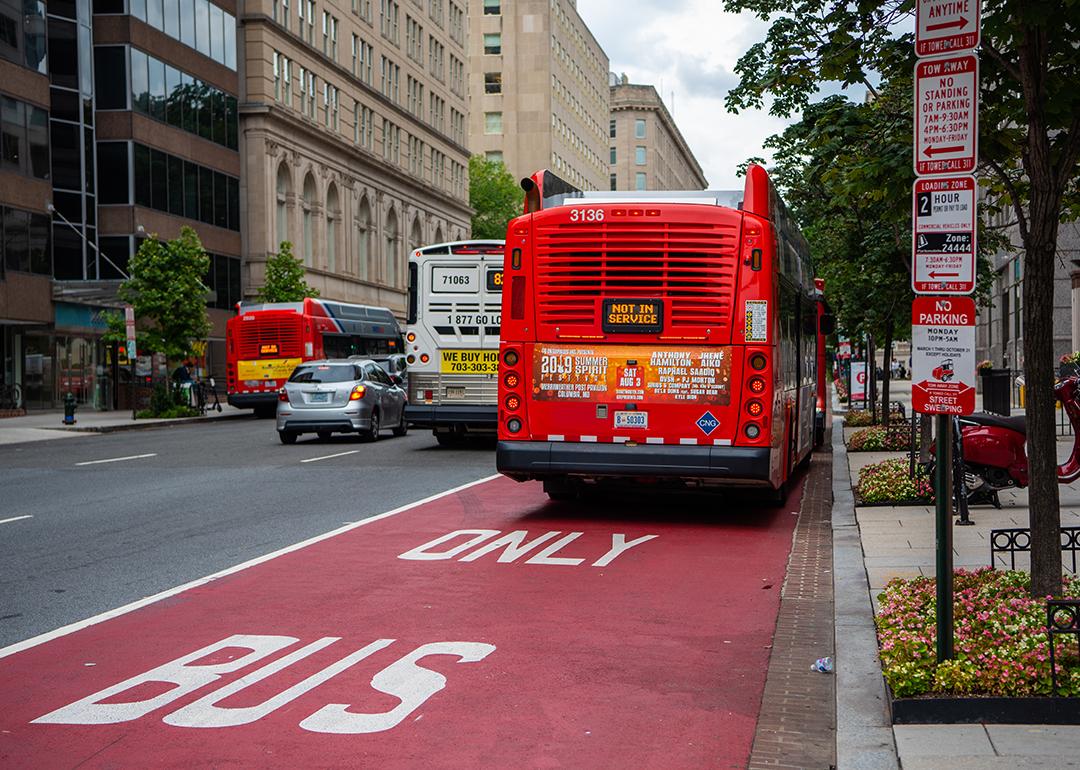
[289,365,358,383]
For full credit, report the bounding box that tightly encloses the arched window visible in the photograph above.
[275,164,291,248]
[302,173,316,266]
[409,216,423,254]
[326,184,340,273]
[384,208,399,288]
[434,224,444,244]
[357,197,372,281]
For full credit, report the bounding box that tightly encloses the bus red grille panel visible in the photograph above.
[534,222,739,330]
[236,318,303,358]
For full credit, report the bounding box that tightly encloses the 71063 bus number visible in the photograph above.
[569,208,604,222]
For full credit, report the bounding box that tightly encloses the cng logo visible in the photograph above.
[696,411,720,436]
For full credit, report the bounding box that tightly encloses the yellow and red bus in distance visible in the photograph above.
[813,278,835,447]
[226,298,403,417]
[496,164,828,501]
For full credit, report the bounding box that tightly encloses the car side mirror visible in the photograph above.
[820,314,836,335]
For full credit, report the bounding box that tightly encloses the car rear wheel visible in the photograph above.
[366,410,380,442]
[392,411,408,437]
[278,430,297,445]
[317,431,332,441]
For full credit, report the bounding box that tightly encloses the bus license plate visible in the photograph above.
[614,411,647,429]
[445,386,466,399]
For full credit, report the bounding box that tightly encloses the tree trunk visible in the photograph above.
[881,327,893,423]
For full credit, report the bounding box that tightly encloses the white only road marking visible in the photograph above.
[301,450,360,464]
[75,453,157,466]
[0,474,501,661]
[0,515,33,525]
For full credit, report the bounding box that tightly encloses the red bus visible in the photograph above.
[813,278,834,447]
[495,165,830,501]
[226,298,403,417]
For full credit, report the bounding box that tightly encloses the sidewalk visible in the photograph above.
[0,404,250,446]
[833,383,1080,768]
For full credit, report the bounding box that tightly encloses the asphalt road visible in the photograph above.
[0,418,497,648]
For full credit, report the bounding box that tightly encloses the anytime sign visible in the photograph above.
[916,0,981,58]
[911,295,976,415]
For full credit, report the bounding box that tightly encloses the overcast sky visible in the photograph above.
[576,0,799,189]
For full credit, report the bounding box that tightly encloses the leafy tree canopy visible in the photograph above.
[257,241,320,302]
[469,155,522,239]
[105,226,212,361]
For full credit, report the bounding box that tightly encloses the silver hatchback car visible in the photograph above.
[276,359,408,444]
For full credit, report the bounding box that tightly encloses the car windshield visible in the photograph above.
[289,365,357,383]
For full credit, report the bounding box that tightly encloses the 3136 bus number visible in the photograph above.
[569,208,605,222]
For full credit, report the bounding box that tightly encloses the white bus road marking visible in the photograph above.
[75,453,157,466]
[0,515,33,525]
[0,474,500,661]
[300,450,360,464]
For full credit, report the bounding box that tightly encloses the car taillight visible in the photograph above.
[350,385,366,400]
[278,389,289,402]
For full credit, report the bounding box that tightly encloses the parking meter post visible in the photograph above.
[936,414,955,662]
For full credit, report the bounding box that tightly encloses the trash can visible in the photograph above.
[980,369,1011,415]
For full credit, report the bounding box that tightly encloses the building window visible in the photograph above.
[301,173,316,265]
[484,111,502,134]
[1,96,49,180]
[609,118,616,138]
[609,147,616,164]
[357,197,371,281]
[384,208,399,286]
[484,72,502,94]
[127,141,240,231]
[635,118,646,139]
[483,33,501,55]
[321,12,338,60]
[324,83,339,130]
[609,173,617,191]
[485,150,503,163]
[275,163,291,247]
[483,0,500,13]
[635,146,646,165]
[130,0,237,70]
[326,184,340,273]
[635,172,646,190]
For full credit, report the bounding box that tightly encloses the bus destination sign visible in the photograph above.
[601,299,664,334]
[533,344,731,404]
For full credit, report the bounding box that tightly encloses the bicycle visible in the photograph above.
[0,382,22,410]
[194,378,223,415]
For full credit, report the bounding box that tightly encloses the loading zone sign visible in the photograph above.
[915,54,978,176]
[911,296,976,415]
[912,175,976,295]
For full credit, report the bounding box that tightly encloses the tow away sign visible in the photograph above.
[913,175,976,295]
[916,0,981,58]
[912,296,976,415]
[915,54,978,176]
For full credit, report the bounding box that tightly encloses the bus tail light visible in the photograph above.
[505,394,521,411]
[507,418,522,434]
[749,352,767,371]
[407,354,416,364]
[349,385,367,401]
[746,399,764,418]
[406,332,416,342]
[748,376,767,394]
[423,389,433,401]
[510,277,526,320]
[503,371,520,389]
[503,349,519,367]
[744,423,761,440]
[420,353,430,363]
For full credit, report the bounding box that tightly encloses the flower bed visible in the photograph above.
[844,410,906,427]
[877,568,1080,698]
[856,457,933,504]
[848,426,911,452]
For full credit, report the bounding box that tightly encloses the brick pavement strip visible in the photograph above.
[748,442,837,770]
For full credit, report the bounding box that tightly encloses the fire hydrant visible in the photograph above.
[63,392,77,425]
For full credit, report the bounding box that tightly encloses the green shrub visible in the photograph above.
[844,410,874,426]
[848,427,911,452]
[878,569,1080,697]
[857,457,933,504]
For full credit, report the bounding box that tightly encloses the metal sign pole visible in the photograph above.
[936,414,955,661]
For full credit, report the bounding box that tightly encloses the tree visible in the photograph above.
[469,155,522,239]
[724,0,1080,596]
[106,226,212,362]
[257,241,320,302]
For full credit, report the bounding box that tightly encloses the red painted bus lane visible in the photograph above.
[0,476,802,768]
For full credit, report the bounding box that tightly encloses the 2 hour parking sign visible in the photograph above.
[912,175,976,295]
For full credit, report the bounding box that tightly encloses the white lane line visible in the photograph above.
[0,515,33,525]
[0,473,501,661]
[75,453,157,466]
[300,450,361,464]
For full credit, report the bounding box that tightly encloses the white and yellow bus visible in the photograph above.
[404,240,505,445]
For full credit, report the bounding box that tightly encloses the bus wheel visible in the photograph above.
[543,477,578,502]
[764,481,788,506]
[434,431,462,447]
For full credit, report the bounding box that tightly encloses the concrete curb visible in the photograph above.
[43,412,252,434]
[833,412,899,769]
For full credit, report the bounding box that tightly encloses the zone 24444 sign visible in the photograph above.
[912,175,976,295]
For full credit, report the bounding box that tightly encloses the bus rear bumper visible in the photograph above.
[228,393,279,409]
[406,404,497,429]
[496,440,773,484]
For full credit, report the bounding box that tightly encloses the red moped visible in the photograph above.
[958,376,1080,506]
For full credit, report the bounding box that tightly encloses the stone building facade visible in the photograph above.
[245,0,473,319]
[468,0,609,190]
[608,77,707,192]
